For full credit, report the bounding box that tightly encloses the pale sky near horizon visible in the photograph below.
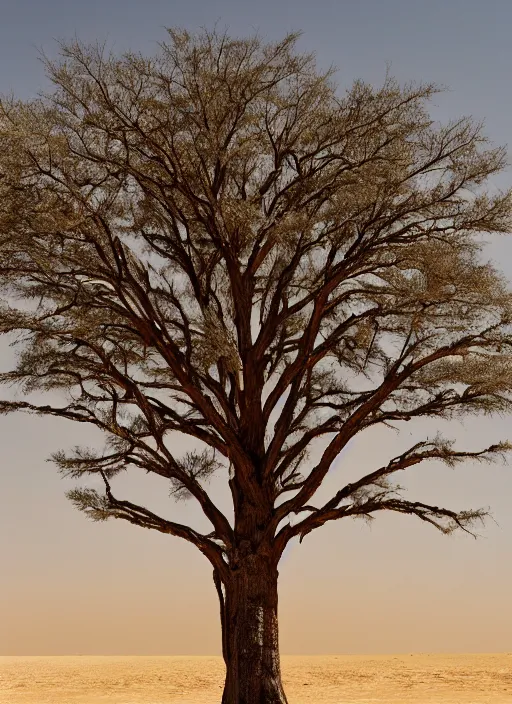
[1,0,512,657]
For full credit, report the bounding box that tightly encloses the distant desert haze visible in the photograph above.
[1,653,512,703]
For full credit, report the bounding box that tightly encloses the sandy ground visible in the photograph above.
[0,653,511,703]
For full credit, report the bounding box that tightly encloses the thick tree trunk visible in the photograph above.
[216,551,288,704]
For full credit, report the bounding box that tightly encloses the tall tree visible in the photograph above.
[1,28,512,704]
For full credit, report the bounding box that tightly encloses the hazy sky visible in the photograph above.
[1,0,512,656]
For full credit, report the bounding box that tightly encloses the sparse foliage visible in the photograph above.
[1,28,512,703]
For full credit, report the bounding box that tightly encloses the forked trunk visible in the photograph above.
[215,551,288,704]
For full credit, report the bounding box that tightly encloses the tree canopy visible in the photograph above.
[1,29,512,577]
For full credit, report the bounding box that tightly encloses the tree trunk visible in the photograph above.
[216,551,288,704]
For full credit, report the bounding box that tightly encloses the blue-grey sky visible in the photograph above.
[1,0,512,656]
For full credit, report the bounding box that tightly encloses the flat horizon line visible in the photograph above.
[2,651,511,657]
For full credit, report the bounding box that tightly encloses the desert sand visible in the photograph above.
[0,653,511,703]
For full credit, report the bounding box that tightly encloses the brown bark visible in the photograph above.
[217,550,288,704]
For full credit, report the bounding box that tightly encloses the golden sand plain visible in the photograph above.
[1,653,511,703]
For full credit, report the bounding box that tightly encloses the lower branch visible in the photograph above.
[274,439,509,554]
[275,497,489,555]
[67,472,229,580]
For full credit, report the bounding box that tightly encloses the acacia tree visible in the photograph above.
[1,28,512,704]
